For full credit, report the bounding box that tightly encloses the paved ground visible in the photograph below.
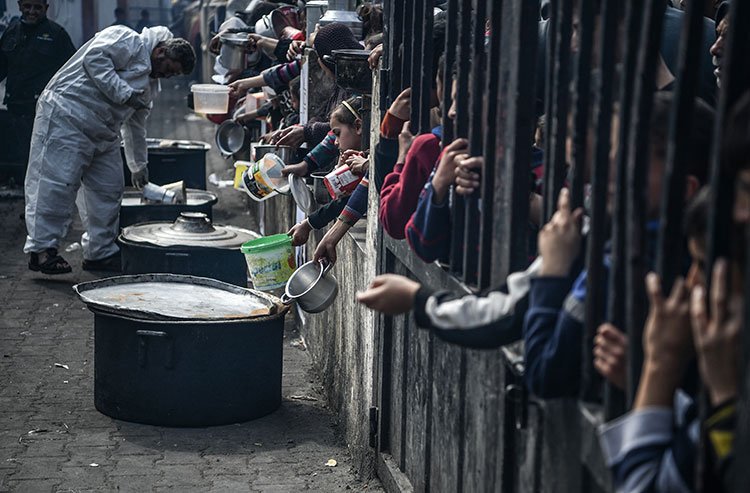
[0,78,382,492]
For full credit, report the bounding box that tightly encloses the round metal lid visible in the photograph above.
[121,188,218,208]
[120,212,259,249]
[145,138,211,152]
[74,274,283,321]
[288,174,313,213]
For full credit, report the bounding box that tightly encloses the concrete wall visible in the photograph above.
[260,69,381,480]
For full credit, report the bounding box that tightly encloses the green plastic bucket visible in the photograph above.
[241,234,296,291]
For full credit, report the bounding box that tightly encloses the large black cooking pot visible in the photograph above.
[122,139,211,190]
[119,187,218,229]
[119,213,259,287]
[74,274,287,427]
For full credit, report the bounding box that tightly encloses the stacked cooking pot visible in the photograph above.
[119,212,259,287]
[122,139,211,190]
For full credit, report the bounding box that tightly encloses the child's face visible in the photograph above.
[330,114,362,152]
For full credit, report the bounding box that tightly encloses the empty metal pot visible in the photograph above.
[219,33,249,70]
[281,260,338,313]
[254,144,294,165]
[310,172,331,205]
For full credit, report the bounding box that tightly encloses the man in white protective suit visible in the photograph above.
[24,25,195,274]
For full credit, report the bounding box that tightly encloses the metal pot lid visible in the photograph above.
[145,138,211,152]
[121,188,218,208]
[74,274,282,321]
[120,212,259,248]
[288,174,313,213]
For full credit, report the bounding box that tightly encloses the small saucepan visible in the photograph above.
[310,172,331,205]
[255,144,294,165]
[280,260,338,313]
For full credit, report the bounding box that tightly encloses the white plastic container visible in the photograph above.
[191,84,230,114]
[240,154,291,202]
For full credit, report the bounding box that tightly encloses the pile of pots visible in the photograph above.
[89,128,343,429]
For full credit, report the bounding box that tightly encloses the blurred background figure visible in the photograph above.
[135,9,152,32]
[111,7,129,29]
[0,0,75,186]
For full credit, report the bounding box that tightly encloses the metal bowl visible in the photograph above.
[216,120,250,158]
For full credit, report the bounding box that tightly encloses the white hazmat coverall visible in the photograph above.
[23,25,173,261]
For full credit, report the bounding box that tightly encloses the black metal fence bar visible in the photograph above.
[448,0,473,276]
[656,0,704,296]
[441,0,458,146]
[462,0,488,286]
[400,0,413,92]
[624,0,666,404]
[478,0,505,288]
[568,0,594,212]
[409,0,425,134]
[707,2,750,491]
[542,0,573,222]
[419,0,434,134]
[580,0,616,405]
[605,0,643,416]
[491,0,538,283]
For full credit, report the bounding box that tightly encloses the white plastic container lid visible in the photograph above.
[191,84,230,94]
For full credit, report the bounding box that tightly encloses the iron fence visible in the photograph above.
[374,0,750,491]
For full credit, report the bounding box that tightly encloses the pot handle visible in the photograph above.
[320,259,333,275]
[280,292,294,305]
[136,330,174,369]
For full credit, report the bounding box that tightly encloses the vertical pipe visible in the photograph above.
[624,0,666,406]
[462,0,487,286]
[605,0,644,416]
[580,0,614,404]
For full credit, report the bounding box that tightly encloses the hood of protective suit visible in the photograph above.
[139,26,173,55]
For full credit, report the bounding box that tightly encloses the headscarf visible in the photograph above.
[313,23,363,71]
